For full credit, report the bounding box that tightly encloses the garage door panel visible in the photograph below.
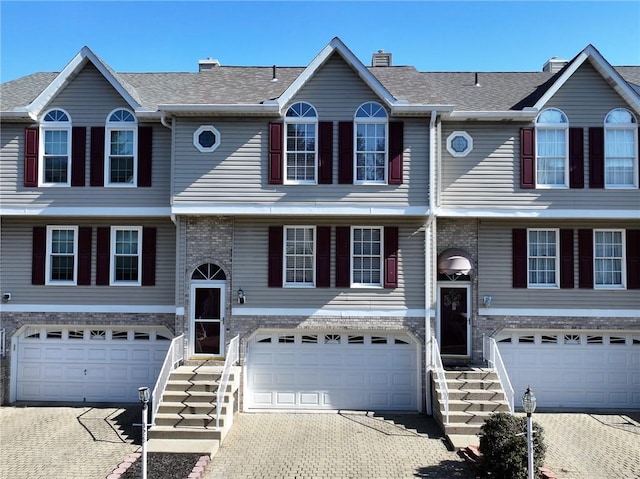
[275,392,296,406]
[300,392,320,406]
[298,353,321,366]
[110,348,129,361]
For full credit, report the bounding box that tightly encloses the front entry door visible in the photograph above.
[438,284,471,356]
[191,283,225,356]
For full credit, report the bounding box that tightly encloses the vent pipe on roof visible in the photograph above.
[372,49,392,67]
[271,65,278,82]
[198,57,220,71]
[542,57,568,74]
[474,72,480,87]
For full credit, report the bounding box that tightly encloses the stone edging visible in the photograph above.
[106,453,211,479]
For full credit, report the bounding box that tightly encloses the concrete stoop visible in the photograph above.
[147,364,241,455]
[432,367,510,450]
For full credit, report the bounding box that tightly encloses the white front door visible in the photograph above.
[190,282,225,357]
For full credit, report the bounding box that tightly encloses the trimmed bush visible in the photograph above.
[479,412,546,479]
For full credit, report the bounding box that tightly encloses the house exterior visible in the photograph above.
[1,38,638,411]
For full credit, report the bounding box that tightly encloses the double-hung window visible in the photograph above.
[535,108,568,187]
[604,108,638,188]
[111,226,142,285]
[46,226,78,284]
[594,229,624,288]
[352,227,382,287]
[527,229,558,287]
[40,109,71,186]
[284,226,315,287]
[105,109,137,186]
[355,102,388,184]
[285,102,317,184]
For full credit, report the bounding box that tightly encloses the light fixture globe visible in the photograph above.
[522,386,537,414]
[138,386,150,403]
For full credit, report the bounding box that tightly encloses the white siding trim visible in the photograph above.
[172,205,430,216]
[233,308,427,317]
[479,308,640,318]
[0,207,171,217]
[437,208,640,220]
[1,304,177,313]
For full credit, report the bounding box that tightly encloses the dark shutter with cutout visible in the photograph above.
[137,126,153,187]
[520,128,535,189]
[90,127,105,187]
[141,227,156,286]
[588,127,604,189]
[316,226,331,287]
[626,229,640,289]
[335,226,350,287]
[338,122,353,184]
[268,226,283,287]
[388,122,403,185]
[96,226,110,285]
[560,229,574,289]
[31,226,46,285]
[578,229,594,288]
[512,228,527,288]
[384,226,399,288]
[77,227,92,285]
[318,122,333,184]
[71,127,86,187]
[24,127,39,187]
[268,122,283,185]
[568,127,584,189]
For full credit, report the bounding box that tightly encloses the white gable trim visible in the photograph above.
[533,45,640,114]
[276,37,397,111]
[25,46,142,116]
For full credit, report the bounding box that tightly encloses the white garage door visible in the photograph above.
[245,331,419,411]
[498,330,640,409]
[16,326,172,402]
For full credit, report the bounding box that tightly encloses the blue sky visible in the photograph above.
[1,1,638,82]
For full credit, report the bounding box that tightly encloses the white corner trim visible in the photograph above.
[232,308,427,318]
[479,308,640,318]
[1,304,177,314]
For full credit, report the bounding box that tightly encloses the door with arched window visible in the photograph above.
[190,264,226,357]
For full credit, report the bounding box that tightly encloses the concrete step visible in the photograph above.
[154,412,226,428]
[447,399,509,413]
[160,390,218,403]
[148,425,223,441]
[147,438,220,455]
[439,388,506,401]
[444,378,503,391]
[446,410,493,425]
[444,369,498,381]
[165,380,221,393]
[156,401,226,415]
[447,434,480,450]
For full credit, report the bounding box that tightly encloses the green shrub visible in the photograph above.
[478,412,546,479]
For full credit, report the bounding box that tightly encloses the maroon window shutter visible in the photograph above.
[578,229,594,288]
[335,226,350,287]
[318,121,333,184]
[338,122,354,184]
[560,229,574,289]
[388,122,404,185]
[268,122,283,185]
[384,226,399,288]
[568,127,584,189]
[520,128,535,189]
[77,227,92,285]
[71,127,86,187]
[96,226,110,285]
[268,226,283,287]
[588,127,604,188]
[137,126,153,187]
[626,229,640,289]
[90,127,105,186]
[32,226,46,285]
[24,127,39,187]
[512,228,527,288]
[316,226,331,287]
[142,227,157,286]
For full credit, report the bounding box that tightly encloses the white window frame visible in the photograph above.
[351,226,383,288]
[527,228,559,288]
[446,131,473,157]
[284,102,318,185]
[193,125,221,153]
[604,108,638,189]
[39,109,72,187]
[535,108,569,188]
[593,229,626,290]
[283,225,316,288]
[354,102,388,185]
[105,108,137,187]
[45,225,78,285]
[110,226,142,286]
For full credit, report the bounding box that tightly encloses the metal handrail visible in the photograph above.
[483,335,514,413]
[215,335,240,429]
[431,338,449,425]
[0,328,5,358]
[151,334,184,425]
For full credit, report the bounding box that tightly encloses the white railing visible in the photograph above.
[215,335,240,429]
[0,328,5,358]
[483,335,514,413]
[430,338,449,425]
[151,334,184,425]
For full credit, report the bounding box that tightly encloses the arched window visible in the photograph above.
[284,102,318,184]
[354,102,388,183]
[105,108,137,186]
[191,263,226,281]
[535,108,568,187]
[604,108,638,188]
[40,109,72,185]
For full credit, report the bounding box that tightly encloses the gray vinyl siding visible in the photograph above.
[232,216,425,310]
[172,55,429,207]
[0,64,171,209]
[478,219,640,310]
[440,62,640,212]
[0,217,176,306]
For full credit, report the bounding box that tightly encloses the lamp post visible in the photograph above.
[138,387,150,479]
[522,386,537,479]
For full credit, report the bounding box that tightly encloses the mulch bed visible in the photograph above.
[118,453,203,479]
